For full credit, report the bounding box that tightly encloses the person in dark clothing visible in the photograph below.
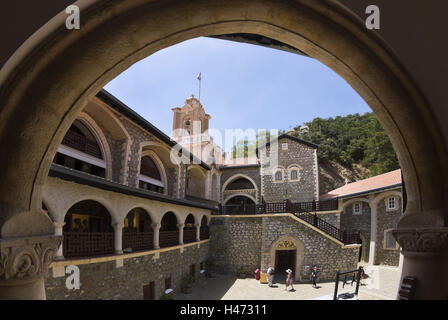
[311,266,319,288]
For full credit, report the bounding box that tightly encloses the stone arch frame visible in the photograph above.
[62,199,115,232]
[184,213,196,225]
[121,204,156,227]
[272,165,286,183]
[88,98,133,184]
[221,173,259,204]
[187,164,207,198]
[286,163,303,182]
[359,233,368,263]
[138,149,169,196]
[341,198,371,212]
[1,0,447,299]
[200,214,210,226]
[76,112,113,180]
[138,140,180,195]
[157,210,182,227]
[269,235,305,281]
[209,170,220,201]
[60,196,120,226]
[223,193,257,205]
[371,190,403,211]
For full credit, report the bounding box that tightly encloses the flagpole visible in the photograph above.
[197,72,202,102]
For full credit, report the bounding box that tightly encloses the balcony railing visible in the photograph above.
[219,199,339,215]
[200,227,210,240]
[122,232,154,252]
[63,232,114,258]
[183,229,197,244]
[62,129,103,159]
[159,230,179,248]
[218,199,360,245]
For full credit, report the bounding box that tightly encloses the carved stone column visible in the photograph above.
[368,205,377,265]
[0,235,62,300]
[177,223,185,245]
[152,223,161,249]
[53,222,65,260]
[392,228,448,299]
[112,223,124,255]
[195,223,201,242]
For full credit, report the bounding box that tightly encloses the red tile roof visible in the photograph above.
[320,169,402,200]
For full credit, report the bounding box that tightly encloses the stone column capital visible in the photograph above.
[177,223,185,229]
[392,227,448,254]
[0,235,62,286]
[151,223,161,230]
[112,223,124,230]
[53,221,65,228]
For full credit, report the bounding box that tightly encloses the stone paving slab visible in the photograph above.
[175,265,401,301]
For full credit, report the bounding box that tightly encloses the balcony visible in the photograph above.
[122,232,154,252]
[63,232,114,258]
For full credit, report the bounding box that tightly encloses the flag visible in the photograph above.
[197,72,202,81]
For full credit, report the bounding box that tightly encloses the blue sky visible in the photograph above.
[104,37,371,151]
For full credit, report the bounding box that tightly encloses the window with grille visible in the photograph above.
[353,202,361,215]
[388,197,396,210]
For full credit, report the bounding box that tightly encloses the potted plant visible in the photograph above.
[159,293,174,300]
[181,275,195,294]
[205,257,216,278]
[237,267,247,279]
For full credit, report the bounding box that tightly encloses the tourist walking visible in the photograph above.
[311,266,319,288]
[267,266,275,287]
[285,269,294,291]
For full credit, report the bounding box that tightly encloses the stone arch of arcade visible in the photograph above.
[268,235,305,282]
[1,0,447,299]
[222,174,259,205]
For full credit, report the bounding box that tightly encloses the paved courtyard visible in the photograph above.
[176,265,402,300]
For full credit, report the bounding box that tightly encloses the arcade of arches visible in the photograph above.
[0,0,448,299]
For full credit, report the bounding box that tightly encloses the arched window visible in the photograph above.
[183,214,196,244]
[274,170,283,182]
[200,216,209,240]
[159,212,179,248]
[225,178,255,190]
[123,208,153,252]
[54,119,106,177]
[139,155,164,194]
[63,200,114,258]
[291,170,298,180]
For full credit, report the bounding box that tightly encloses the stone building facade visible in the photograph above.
[321,169,403,267]
[42,89,401,300]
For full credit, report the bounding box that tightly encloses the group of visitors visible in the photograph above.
[255,266,320,290]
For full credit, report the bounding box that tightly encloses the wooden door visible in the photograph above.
[143,281,155,300]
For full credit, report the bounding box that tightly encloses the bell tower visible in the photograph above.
[172,94,210,138]
[171,94,222,164]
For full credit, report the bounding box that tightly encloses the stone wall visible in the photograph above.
[260,137,318,203]
[317,212,340,228]
[260,216,359,282]
[341,201,372,263]
[209,215,359,282]
[45,243,209,300]
[375,197,401,266]
[209,217,262,275]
